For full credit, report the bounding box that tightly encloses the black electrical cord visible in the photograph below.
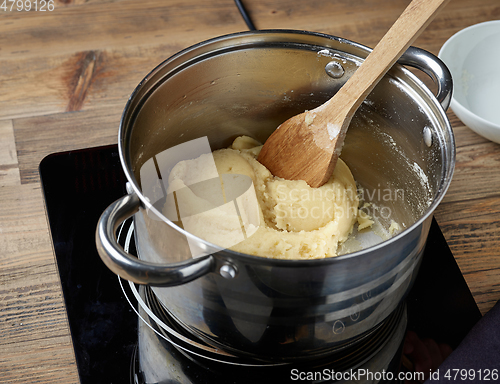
[234,0,257,30]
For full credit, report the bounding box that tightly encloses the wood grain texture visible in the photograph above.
[0,0,247,120]
[1,0,499,382]
[0,120,21,186]
[0,184,78,383]
[14,106,121,184]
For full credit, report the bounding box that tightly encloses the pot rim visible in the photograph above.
[118,29,456,267]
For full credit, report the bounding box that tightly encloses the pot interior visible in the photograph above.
[121,30,453,260]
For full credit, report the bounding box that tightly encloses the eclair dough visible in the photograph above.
[164,136,360,260]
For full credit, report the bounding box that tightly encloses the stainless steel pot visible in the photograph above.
[96,30,454,360]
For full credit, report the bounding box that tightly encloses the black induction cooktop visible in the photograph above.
[40,144,482,384]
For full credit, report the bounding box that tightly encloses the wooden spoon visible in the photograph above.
[257,0,450,188]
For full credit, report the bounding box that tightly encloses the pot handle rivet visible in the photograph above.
[325,61,345,79]
[423,126,433,147]
[219,264,237,279]
[126,182,134,194]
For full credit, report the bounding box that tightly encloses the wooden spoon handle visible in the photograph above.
[320,0,450,127]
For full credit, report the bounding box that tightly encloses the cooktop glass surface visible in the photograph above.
[40,145,482,384]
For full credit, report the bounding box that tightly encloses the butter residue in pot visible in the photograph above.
[163,136,368,260]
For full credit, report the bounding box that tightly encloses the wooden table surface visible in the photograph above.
[1,0,499,382]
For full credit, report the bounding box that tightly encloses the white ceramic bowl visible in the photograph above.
[438,20,500,144]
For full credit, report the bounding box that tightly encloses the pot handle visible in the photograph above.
[398,46,453,111]
[96,192,215,286]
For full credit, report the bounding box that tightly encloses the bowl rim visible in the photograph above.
[438,20,500,131]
